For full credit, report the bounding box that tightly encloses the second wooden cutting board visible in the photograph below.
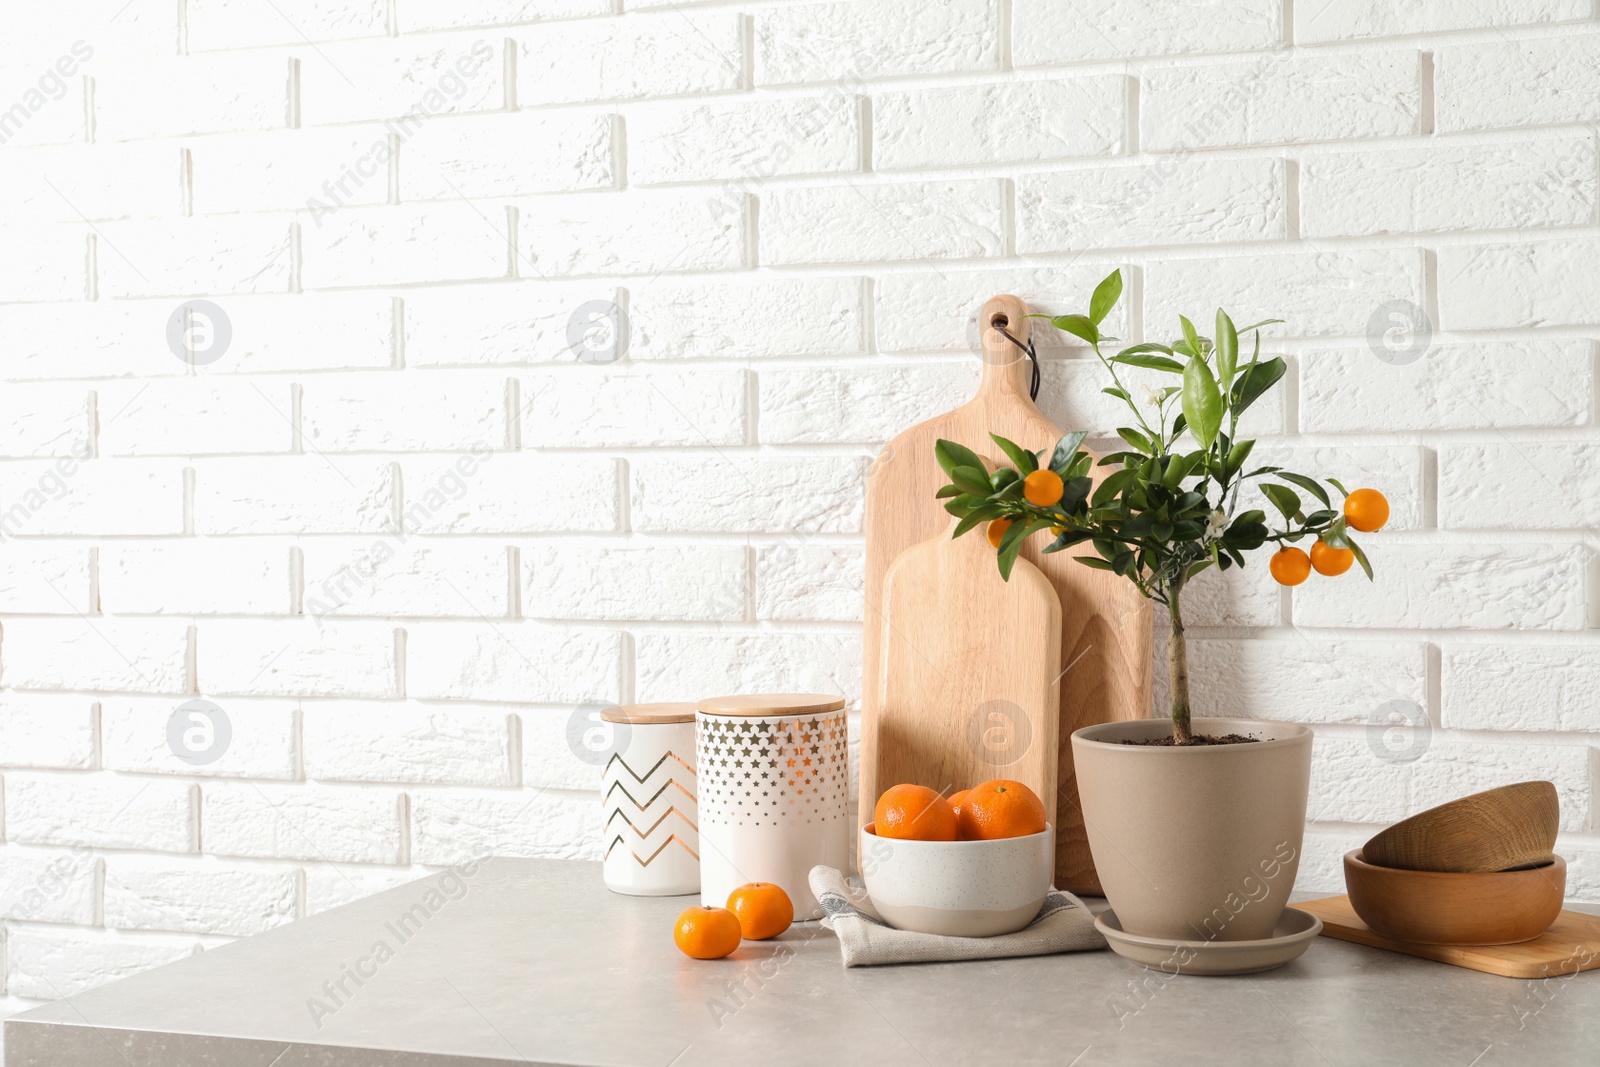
[859,294,1153,894]
[874,521,1061,825]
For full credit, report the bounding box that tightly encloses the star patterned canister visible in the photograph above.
[696,693,849,919]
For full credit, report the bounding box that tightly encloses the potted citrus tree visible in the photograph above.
[935,270,1389,954]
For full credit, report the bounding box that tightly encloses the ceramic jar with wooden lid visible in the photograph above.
[696,693,849,919]
[600,703,700,897]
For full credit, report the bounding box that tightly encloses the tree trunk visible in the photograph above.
[1167,584,1193,744]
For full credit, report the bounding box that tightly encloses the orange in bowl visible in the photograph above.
[873,783,958,841]
[957,780,1048,841]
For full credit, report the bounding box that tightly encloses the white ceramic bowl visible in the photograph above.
[858,823,1054,937]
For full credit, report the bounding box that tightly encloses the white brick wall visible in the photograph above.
[1,0,1598,1029]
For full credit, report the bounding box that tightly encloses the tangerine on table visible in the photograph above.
[959,780,1048,841]
[1310,539,1354,576]
[1344,488,1389,532]
[1023,469,1064,507]
[986,517,1013,549]
[726,883,793,941]
[874,784,958,841]
[673,906,742,960]
[1269,546,1311,586]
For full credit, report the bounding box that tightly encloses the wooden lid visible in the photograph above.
[599,702,697,724]
[696,693,846,717]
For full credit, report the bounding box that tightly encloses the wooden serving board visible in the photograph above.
[874,522,1061,823]
[859,294,1153,893]
[1300,895,1600,979]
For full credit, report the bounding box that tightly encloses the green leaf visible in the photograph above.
[1181,354,1224,449]
[1103,386,1130,402]
[1074,556,1116,571]
[1042,529,1092,554]
[1179,315,1202,359]
[997,520,1049,580]
[1051,314,1099,346]
[1349,537,1374,580]
[1224,438,1255,478]
[1186,559,1215,579]
[935,484,962,499]
[945,497,996,518]
[1215,309,1239,390]
[1049,431,1089,475]
[1089,270,1123,326]
[1092,467,1140,507]
[1222,520,1269,550]
[1230,357,1287,415]
[1162,451,1197,488]
[1236,318,1284,335]
[1116,341,1175,358]
[1118,426,1154,454]
[1276,471,1330,507]
[951,511,990,538]
[950,465,991,497]
[1319,520,1353,549]
[935,439,984,478]
[1261,483,1302,522]
[989,433,1038,475]
[1328,478,1350,498]
[943,494,991,517]
[1113,353,1186,373]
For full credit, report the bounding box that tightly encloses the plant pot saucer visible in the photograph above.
[1095,905,1322,976]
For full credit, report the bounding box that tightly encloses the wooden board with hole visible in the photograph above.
[859,295,1153,894]
[874,522,1062,832]
[1299,895,1600,979]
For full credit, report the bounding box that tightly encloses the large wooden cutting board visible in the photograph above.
[859,295,1153,894]
[874,521,1061,821]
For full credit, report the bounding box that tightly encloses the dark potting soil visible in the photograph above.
[1119,733,1262,747]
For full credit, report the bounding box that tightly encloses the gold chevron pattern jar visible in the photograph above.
[696,693,849,919]
[600,703,700,897]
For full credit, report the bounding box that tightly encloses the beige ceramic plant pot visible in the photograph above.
[1072,717,1313,942]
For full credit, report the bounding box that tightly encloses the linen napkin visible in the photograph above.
[809,865,1107,967]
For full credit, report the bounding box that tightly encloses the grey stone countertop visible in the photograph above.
[6,858,1598,1066]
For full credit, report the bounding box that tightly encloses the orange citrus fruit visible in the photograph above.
[1344,488,1389,532]
[959,780,1048,840]
[1269,547,1311,586]
[873,784,958,841]
[947,789,975,839]
[1310,539,1354,576]
[1023,469,1064,507]
[673,906,741,959]
[726,883,793,941]
[986,517,1013,549]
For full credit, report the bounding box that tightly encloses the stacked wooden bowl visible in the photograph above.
[1344,781,1565,946]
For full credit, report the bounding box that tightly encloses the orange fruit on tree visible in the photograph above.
[1023,469,1064,507]
[1310,539,1354,576]
[873,784,958,841]
[1269,546,1311,586]
[958,779,1048,841]
[726,883,793,941]
[1344,488,1389,532]
[986,517,1013,549]
[673,906,741,960]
